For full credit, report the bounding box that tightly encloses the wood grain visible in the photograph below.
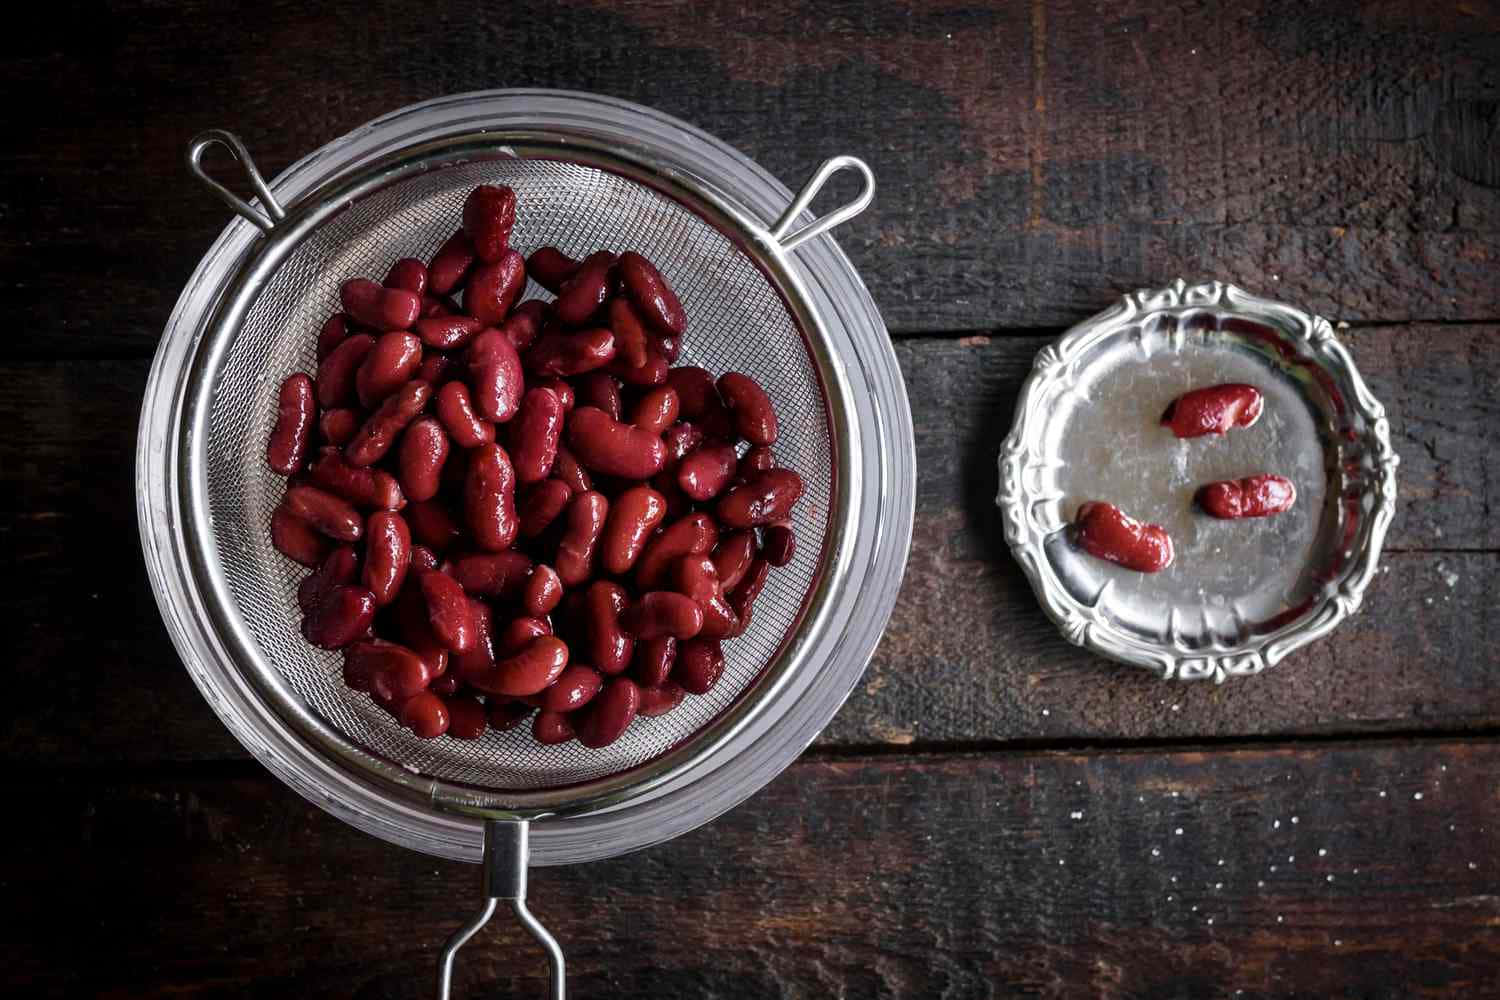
[7,741,1498,998]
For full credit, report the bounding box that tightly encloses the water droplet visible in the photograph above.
[1152,847,1161,857]
[1175,827,1184,836]
[1318,848,1328,857]
[1414,792,1424,800]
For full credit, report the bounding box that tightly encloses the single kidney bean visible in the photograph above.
[526,326,616,377]
[554,251,616,326]
[496,616,552,657]
[618,251,686,336]
[576,677,641,749]
[522,564,564,618]
[1161,383,1264,438]
[468,636,570,697]
[498,308,542,354]
[317,314,350,360]
[607,297,651,369]
[718,373,779,445]
[406,499,462,551]
[1197,474,1297,519]
[417,568,476,653]
[410,544,439,572]
[490,700,533,732]
[518,479,572,538]
[346,640,431,700]
[384,257,429,296]
[431,671,462,697]
[450,598,497,683]
[555,490,609,587]
[391,582,450,680]
[632,386,679,437]
[649,330,681,364]
[717,469,804,528]
[526,246,582,294]
[762,524,796,567]
[362,511,411,606]
[464,250,527,326]
[632,636,677,687]
[283,483,364,542]
[318,408,360,447]
[574,372,622,420]
[711,530,757,591]
[435,380,496,449]
[510,387,564,483]
[421,293,459,318]
[1073,501,1174,573]
[428,230,476,295]
[666,366,731,436]
[309,447,406,510]
[464,443,519,551]
[583,580,634,675]
[607,350,669,387]
[316,333,375,409]
[622,591,703,640]
[462,184,517,263]
[674,638,724,695]
[635,513,718,589]
[301,584,377,649]
[738,445,775,481]
[726,558,770,636]
[662,422,704,470]
[552,445,593,494]
[397,417,449,503]
[466,328,525,423]
[601,485,667,575]
[298,544,358,614]
[445,694,488,740]
[566,406,666,480]
[537,664,603,713]
[345,379,432,467]
[273,504,331,566]
[267,373,316,475]
[637,681,685,718]
[672,555,739,639]
[340,277,421,331]
[448,550,533,598]
[533,709,576,745]
[399,691,450,739]
[536,376,575,414]
[418,352,461,385]
[415,315,484,351]
[677,442,739,501]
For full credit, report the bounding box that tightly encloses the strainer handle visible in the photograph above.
[768,155,876,252]
[186,129,287,233]
[437,819,565,1000]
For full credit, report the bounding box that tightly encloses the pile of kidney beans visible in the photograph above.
[264,184,803,750]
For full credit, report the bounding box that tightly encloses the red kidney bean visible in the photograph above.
[574,372,623,420]
[555,490,609,587]
[600,485,667,575]
[649,330,681,364]
[340,277,421,331]
[318,408,360,447]
[526,326,616,377]
[499,304,545,353]
[431,672,462,697]
[667,366,727,423]
[317,314,350,360]
[637,681,685,717]
[533,709,576,745]
[1073,501,1174,573]
[510,387,564,483]
[267,373,316,475]
[632,386,679,437]
[726,558,769,636]
[583,580,634,675]
[345,379,432,467]
[635,513,718,589]
[718,373,778,445]
[522,564,564,618]
[552,445,593,494]
[650,471,693,521]
[308,447,405,510]
[450,598,497,683]
[435,380,496,448]
[535,376,575,414]
[346,640,431,699]
[466,328,525,423]
[464,250,527,325]
[428,230,476,295]
[397,417,449,503]
[410,544,439,572]
[738,445,775,481]
[711,530,756,591]
[421,293,458,318]
[399,691,450,738]
[576,677,641,748]
[717,469,804,528]
[632,636,677,687]
[468,636,570,697]
[301,584,376,649]
[518,479,572,538]
[1197,474,1297,519]
[566,406,666,480]
[672,555,739,639]
[554,251,616,326]
[448,550,533,598]
[363,511,411,606]
[618,251,686,336]
[526,246,582,294]
[622,591,703,640]
[414,315,484,351]
[662,422,704,470]
[464,443,519,551]
[406,499,462,551]
[1161,383,1264,438]
[677,442,738,501]
[607,350,669,387]
[462,185,517,263]
[316,333,375,409]
[490,700,533,732]
[298,545,358,614]
[537,664,603,713]
[674,638,724,695]
[762,524,796,566]
[384,257,429,295]
[417,568,476,653]
[283,483,364,542]
[607,297,651,369]
[445,694,488,739]
[418,352,460,385]
[391,582,450,680]
[497,616,552,657]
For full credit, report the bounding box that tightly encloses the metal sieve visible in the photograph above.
[137,92,915,997]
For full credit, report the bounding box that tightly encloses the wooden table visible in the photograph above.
[6,2,1498,996]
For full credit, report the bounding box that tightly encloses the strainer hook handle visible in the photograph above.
[768,155,875,253]
[437,819,565,1000]
[186,129,287,233]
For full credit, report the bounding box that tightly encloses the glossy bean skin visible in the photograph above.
[450,598,497,683]
[510,387,564,483]
[502,300,549,351]
[464,443,519,552]
[384,257,429,295]
[339,277,421,331]
[461,184,517,263]
[576,677,641,749]
[674,638,724,695]
[497,616,552,657]
[632,636,677,687]
[418,352,460,386]
[417,568,477,653]
[566,406,666,480]
[298,545,358,614]
[632,386,679,436]
[283,483,364,542]
[390,583,450,679]
[445,694,488,739]
[584,581,634,675]
[397,417,449,503]
[618,251,686,336]
[600,485,667,575]
[716,469,804,528]
[316,333,375,409]
[409,544,440,572]
[272,505,331,567]
[533,709,576,745]
[399,691,450,738]
[677,442,738,501]
[464,250,527,326]
[726,557,770,636]
[711,530,757,591]
[672,555,739,639]
[308,448,405,510]
[522,564,564,618]
[490,700,534,732]
[555,491,610,587]
[345,379,432,467]
[318,408,360,447]
[551,445,593,494]
[574,372,622,420]
[666,366,731,436]
[267,373,316,474]
[553,251,616,326]
[1073,501,1174,573]
[301,584,377,649]
[738,445,775,480]
[466,328,525,423]
[637,681,685,717]
[526,247,583,294]
[345,640,430,700]
[421,293,458,318]
[448,550,533,598]
[428,230,476,295]
[536,377,575,414]
[467,636,570,697]
[405,500,462,552]
[537,664,603,713]
[717,372,778,445]
[526,326,616,377]
[316,314,349,360]
[607,351,669,387]
[1197,474,1297,519]
[635,513,718,589]
[662,422,704,470]
[762,524,796,566]
[357,332,424,408]
[518,479,572,538]
[435,381,496,449]
[622,591,704,640]
[415,315,484,351]
[607,297,651,369]
[362,511,411,606]
[650,330,681,364]
[1160,383,1264,438]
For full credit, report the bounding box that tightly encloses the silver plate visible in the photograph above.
[997,280,1399,682]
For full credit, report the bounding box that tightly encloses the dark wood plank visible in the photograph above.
[4,323,1493,763]
[7,741,1499,997]
[3,0,1498,357]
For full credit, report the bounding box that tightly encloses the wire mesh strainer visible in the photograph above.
[138,91,914,997]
